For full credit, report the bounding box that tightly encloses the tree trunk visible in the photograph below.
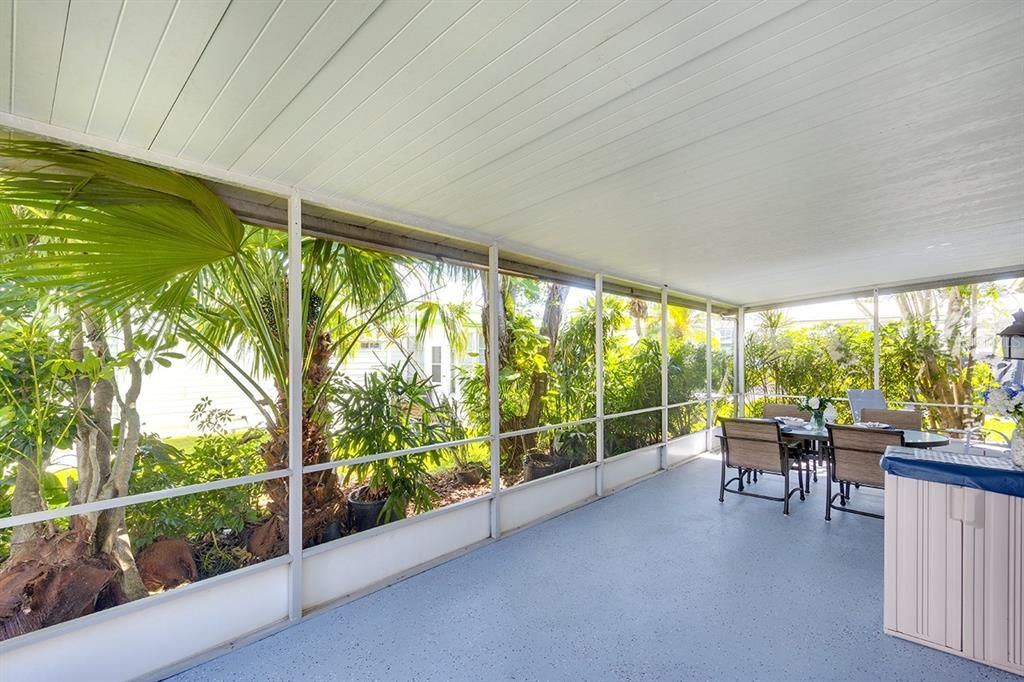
[523,284,568,435]
[895,287,975,430]
[500,284,567,482]
[71,311,148,599]
[9,456,53,555]
[251,328,345,557]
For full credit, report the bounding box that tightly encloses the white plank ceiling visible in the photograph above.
[1,0,1022,305]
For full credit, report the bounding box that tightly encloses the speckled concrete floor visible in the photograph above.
[170,456,1017,681]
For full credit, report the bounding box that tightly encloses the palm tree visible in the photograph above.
[0,139,406,560]
[628,297,648,337]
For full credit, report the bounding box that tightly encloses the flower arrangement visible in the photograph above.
[797,395,834,429]
[981,382,1024,429]
[796,396,834,414]
[982,383,1024,467]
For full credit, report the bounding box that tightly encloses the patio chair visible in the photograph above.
[846,389,886,422]
[762,403,817,486]
[825,424,905,521]
[859,407,922,431]
[762,403,810,419]
[718,418,805,515]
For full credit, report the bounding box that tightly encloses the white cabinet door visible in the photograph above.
[977,492,1024,674]
[884,474,963,651]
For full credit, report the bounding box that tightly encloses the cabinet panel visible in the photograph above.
[887,475,963,650]
[982,493,1024,674]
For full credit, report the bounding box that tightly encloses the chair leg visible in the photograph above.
[825,461,832,521]
[719,457,726,503]
[753,470,758,483]
[797,461,805,501]
[738,468,745,492]
[783,460,790,516]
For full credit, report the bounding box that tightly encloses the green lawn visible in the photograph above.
[163,434,201,454]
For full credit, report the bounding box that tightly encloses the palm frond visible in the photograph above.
[0,138,244,311]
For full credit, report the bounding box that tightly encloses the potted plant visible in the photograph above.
[435,398,488,486]
[551,429,593,468]
[345,454,438,532]
[522,429,592,481]
[332,362,445,532]
[452,448,488,486]
[522,449,567,481]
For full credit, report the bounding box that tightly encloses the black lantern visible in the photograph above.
[998,309,1024,361]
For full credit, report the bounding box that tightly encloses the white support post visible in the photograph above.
[487,246,501,537]
[660,287,668,469]
[873,288,880,390]
[705,301,714,453]
[736,306,745,417]
[595,274,605,497]
[286,194,303,621]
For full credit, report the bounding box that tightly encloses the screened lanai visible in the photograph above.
[0,1,1022,681]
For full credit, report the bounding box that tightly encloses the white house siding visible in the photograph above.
[98,321,484,441]
[131,351,271,437]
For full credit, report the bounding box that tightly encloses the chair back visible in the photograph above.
[827,424,905,488]
[859,408,922,431]
[762,403,810,420]
[720,419,786,473]
[846,389,887,421]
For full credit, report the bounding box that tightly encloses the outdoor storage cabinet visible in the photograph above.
[883,472,1023,676]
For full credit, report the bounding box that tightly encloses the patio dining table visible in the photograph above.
[780,424,949,448]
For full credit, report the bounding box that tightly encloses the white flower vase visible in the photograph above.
[1013,429,1024,468]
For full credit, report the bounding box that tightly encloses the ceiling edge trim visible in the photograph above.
[742,265,1024,312]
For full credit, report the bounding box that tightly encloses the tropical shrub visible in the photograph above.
[330,363,451,522]
[744,292,1001,430]
[126,401,266,551]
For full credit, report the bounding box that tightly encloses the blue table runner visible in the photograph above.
[880,445,1023,498]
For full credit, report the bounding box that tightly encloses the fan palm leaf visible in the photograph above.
[0,139,243,311]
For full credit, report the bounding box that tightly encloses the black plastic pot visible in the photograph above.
[347,487,390,533]
[455,467,484,486]
[320,519,343,543]
[522,451,570,482]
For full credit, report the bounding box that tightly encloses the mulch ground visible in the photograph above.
[424,471,492,507]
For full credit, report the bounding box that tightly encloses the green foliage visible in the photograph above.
[0,138,244,312]
[550,427,594,465]
[550,301,598,422]
[744,296,998,430]
[0,297,78,472]
[459,290,718,463]
[126,401,267,550]
[331,363,452,522]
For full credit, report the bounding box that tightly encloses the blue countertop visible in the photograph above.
[881,445,1024,498]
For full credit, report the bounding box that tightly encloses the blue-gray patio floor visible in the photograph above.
[171,456,1016,681]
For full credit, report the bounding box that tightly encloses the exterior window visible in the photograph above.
[360,340,381,350]
[431,345,443,384]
